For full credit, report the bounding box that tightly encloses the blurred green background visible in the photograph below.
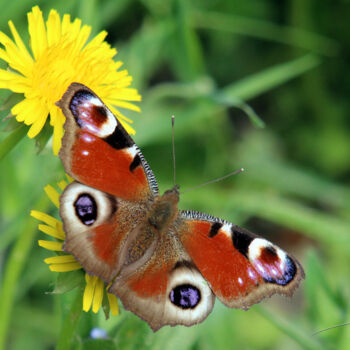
[0,0,350,349]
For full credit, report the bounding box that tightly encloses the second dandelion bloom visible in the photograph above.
[0,6,141,154]
[32,179,119,316]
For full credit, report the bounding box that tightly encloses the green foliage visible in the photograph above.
[0,0,349,349]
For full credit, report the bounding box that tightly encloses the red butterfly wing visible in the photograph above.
[59,182,147,282]
[57,83,158,202]
[179,211,304,309]
[109,230,215,331]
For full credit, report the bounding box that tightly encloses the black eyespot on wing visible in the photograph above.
[265,245,278,257]
[209,222,222,237]
[104,126,133,149]
[74,193,97,225]
[231,228,254,258]
[169,284,201,309]
[95,105,107,118]
[129,154,141,172]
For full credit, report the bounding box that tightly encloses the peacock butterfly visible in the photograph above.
[56,83,304,331]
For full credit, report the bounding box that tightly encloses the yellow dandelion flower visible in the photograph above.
[31,180,119,316]
[0,6,141,154]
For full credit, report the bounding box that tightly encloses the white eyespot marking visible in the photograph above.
[164,266,215,326]
[82,150,89,156]
[88,97,103,107]
[94,108,117,138]
[248,238,271,261]
[238,277,243,286]
[247,238,297,285]
[60,182,116,234]
[221,223,232,237]
[276,247,288,263]
[78,94,118,138]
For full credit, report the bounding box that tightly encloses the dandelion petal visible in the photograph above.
[83,275,98,312]
[38,240,63,251]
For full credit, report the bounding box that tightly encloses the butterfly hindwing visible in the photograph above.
[179,210,304,309]
[57,83,158,202]
[109,226,215,331]
[60,181,150,282]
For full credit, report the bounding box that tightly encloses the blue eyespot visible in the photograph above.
[169,284,201,309]
[74,193,97,225]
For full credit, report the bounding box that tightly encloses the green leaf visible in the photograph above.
[305,251,348,345]
[113,312,151,350]
[56,287,84,350]
[233,130,350,211]
[0,92,23,113]
[170,0,206,81]
[145,76,216,101]
[0,194,50,350]
[1,116,21,132]
[222,54,321,101]
[51,270,85,295]
[34,120,52,154]
[117,20,175,90]
[0,124,28,160]
[193,11,339,56]
[211,92,265,128]
[100,0,134,28]
[256,306,327,350]
[77,0,99,35]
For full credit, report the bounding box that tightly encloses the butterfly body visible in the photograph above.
[57,83,304,331]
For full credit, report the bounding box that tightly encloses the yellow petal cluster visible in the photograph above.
[0,6,140,154]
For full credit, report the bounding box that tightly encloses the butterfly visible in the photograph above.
[56,83,304,331]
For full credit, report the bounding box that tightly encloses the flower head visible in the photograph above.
[0,6,140,154]
[31,179,119,316]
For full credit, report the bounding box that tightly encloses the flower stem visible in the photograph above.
[0,194,50,350]
[0,124,28,160]
[55,287,84,350]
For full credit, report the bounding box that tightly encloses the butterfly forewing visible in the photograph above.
[57,83,158,202]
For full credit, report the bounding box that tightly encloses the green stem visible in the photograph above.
[0,194,50,350]
[0,124,28,160]
[55,287,84,350]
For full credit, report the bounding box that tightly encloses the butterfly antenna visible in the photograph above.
[171,115,176,186]
[313,322,350,336]
[181,168,244,194]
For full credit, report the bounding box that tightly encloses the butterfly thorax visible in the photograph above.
[147,185,179,232]
[123,186,180,266]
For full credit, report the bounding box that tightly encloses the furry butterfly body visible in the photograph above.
[57,83,304,331]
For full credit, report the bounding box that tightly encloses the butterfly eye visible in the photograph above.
[74,193,97,225]
[169,284,201,309]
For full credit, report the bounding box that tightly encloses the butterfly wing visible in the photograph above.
[57,83,158,281]
[108,227,215,331]
[57,83,158,201]
[178,210,304,309]
[59,181,150,282]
